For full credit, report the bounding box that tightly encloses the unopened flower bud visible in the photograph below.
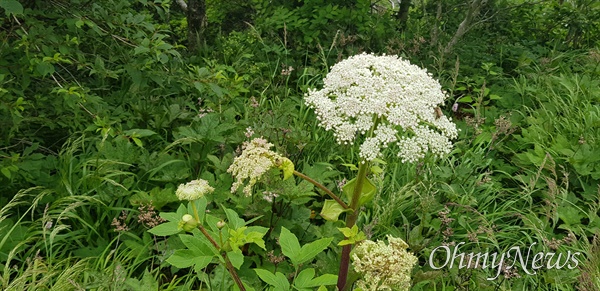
[178,214,198,232]
[216,220,226,229]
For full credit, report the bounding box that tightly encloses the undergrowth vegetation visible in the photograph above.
[1,0,599,290]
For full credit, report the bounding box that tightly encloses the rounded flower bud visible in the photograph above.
[216,220,227,229]
[178,214,198,232]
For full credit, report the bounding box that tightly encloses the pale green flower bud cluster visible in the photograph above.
[305,53,458,163]
[227,138,287,196]
[176,179,214,201]
[178,214,198,232]
[352,235,418,290]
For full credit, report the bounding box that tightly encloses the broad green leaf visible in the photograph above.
[278,157,295,180]
[224,208,245,229]
[166,249,212,270]
[337,225,358,238]
[0,0,23,16]
[308,274,338,287]
[296,237,333,265]
[337,225,367,246]
[159,204,187,222]
[558,205,583,225]
[245,231,266,250]
[227,250,244,269]
[293,268,315,288]
[254,269,290,290]
[279,227,301,263]
[140,269,159,290]
[123,128,157,137]
[342,177,376,207]
[132,137,143,147]
[147,221,180,236]
[1,167,11,179]
[180,233,218,257]
[209,83,224,97]
[188,197,207,222]
[458,96,473,103]
[370,165,383,174]
[320,199,347,222]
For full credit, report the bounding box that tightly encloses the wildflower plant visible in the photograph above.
[224,53,457,290]
[148,179,268,291]
[151,53,456,291]
[302,53,456,288]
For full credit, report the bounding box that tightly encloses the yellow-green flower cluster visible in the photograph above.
[175,179,214,201]
[227,138,292,196]
[352,235,418,290]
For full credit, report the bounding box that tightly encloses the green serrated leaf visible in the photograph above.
[279,227,301,263]
[225,208,246,229]
[293,268,315,288]
[245,231,266,250]
[254,269,290,290]
[227,250,244,269]
[296,237,332,265]
[147,221,180,236]
[180,233,218,257]
[309,274,338,287]
[167,249,212,270]
[337,225,358,238]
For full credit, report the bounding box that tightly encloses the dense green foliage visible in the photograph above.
[1,0,599,290]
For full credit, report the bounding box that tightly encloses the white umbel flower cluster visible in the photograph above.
[305,53,458,163]
[176,179,214,201]
[227,138,285,196]
[352,235,418,291]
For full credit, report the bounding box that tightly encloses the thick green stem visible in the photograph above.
[337,117,381,290]
[337,161,369,291]
[191,203,246,291]
[293,170,349,209]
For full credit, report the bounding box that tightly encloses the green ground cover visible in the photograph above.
[1,0,599,290]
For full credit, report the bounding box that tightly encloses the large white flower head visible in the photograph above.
[305,53,458,163]
[176,179,214,201]
[352,235,418,290]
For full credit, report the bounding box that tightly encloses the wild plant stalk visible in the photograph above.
[301,53,458,289]
[228,53,457,289]
[337,161,369,290]
[190,203,246,291]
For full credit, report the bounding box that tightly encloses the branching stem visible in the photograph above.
[293,170,349,209]
[191,203,246,291]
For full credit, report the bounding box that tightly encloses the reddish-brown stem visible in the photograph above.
[337,161,369,290]
[293,170,349,209]
[192,203,246,291]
